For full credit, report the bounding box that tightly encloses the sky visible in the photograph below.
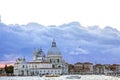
[0,0,120,67]
[0,22,120,67]
[0,0,120,30]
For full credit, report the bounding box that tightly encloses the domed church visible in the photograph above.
[14,39,68,76]
[47,39,63,68]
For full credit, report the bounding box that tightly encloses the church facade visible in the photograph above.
[14,40,68,76]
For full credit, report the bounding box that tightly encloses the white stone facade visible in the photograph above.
[14,40,68,76]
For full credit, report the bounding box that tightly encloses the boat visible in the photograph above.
[66,75,81,79]
[45,75,59,77]
[42,74,60,77]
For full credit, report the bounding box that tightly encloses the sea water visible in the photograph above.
[0,75,119,80]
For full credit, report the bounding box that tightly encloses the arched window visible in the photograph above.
[50,59,52,63]
[57,59,59,63]
[27,70,28,76]
[52,65,55,68]
[58,65,61,68]
[23,65,24,68]
[21,70,24,76]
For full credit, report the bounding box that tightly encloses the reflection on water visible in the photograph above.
[0,75,119,80]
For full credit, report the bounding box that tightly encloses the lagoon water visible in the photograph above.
[0,75,120,80]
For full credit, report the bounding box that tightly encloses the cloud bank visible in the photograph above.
[0,22,120,64]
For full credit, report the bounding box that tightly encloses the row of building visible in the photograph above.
[13,39,120,76]
[68,62,120,75]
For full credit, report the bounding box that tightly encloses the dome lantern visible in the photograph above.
[52,39,56,47]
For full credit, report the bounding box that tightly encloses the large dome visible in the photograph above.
[47,39,61,56]
[48,47,61,55]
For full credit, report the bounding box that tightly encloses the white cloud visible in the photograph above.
[0,0,120,30]
[69,47,89,55]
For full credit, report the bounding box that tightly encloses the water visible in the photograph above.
[0,75,119,80]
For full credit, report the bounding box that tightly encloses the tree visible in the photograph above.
[7,66,13,73]
[4,65,14,75]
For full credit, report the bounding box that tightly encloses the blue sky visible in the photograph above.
[0,22,120,64]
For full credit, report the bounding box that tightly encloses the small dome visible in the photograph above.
[47,39,61,56]
[37,48,45,57]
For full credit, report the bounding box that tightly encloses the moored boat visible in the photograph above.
[65,75,81,79]
[42,74,60,77]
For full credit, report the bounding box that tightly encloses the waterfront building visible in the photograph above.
[74,62,83,74]
[110,64,120,72]
[14,39,68,76]
[68,62,93,74]
[0,68,6,76]
[83,62,93,73]
[68,64,74,74]
[93,64,105,74]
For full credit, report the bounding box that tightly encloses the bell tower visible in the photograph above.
[33,48,37,61]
